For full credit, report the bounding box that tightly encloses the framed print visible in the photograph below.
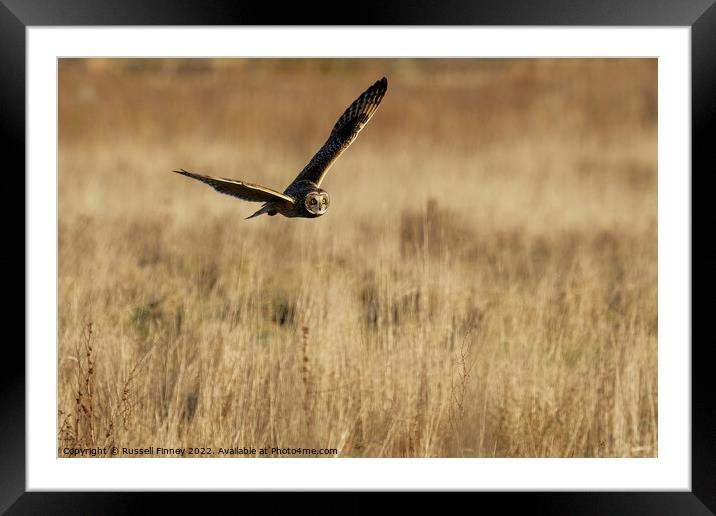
[5,0,714,513]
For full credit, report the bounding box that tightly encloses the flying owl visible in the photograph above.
[173,77,388,219]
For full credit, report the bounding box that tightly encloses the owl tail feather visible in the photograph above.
[245,204,275,219]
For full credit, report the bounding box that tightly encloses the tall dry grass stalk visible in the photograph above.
[58,58,657,457]
[300,309,314,431]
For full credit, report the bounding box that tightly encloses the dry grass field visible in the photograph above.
[58,58,657,458]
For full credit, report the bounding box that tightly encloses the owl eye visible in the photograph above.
[310,198,317,205]
[322,198,327,204]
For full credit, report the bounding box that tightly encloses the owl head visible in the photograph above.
[304,190,330,216]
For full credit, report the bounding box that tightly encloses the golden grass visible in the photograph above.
[58,58,657,457]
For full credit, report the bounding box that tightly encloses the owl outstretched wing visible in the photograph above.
[173,169,295,204]
[288,77,387,188]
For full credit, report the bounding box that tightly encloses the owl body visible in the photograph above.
[259,181,330,219]
[174,77,387,220]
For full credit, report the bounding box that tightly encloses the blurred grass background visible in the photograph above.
[58,58,657,457]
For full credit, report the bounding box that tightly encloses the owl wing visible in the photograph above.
[288,77,388,188]
[173,169,295,204]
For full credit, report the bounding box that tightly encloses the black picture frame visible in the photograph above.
[4,1,713,513]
